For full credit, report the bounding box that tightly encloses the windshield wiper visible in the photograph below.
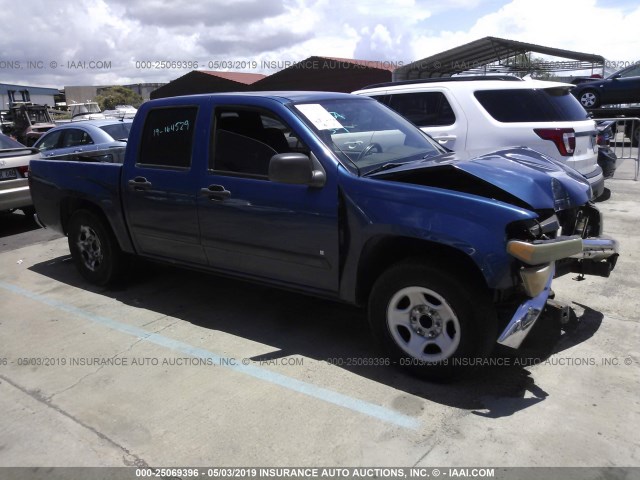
[364,162,406,177]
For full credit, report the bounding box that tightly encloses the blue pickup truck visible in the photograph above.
[29,92,619,379]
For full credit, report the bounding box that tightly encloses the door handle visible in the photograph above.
[200,184,231,201]
[127,176,152,191]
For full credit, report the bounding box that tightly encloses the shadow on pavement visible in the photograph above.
[28,254,604,416]
[0,211,40,237]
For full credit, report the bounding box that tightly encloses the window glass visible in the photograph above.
[474,88,589,123]
[0,134,27,149]
[211,108,308,177]
[619,65,640,78]
[294,98,445,175]
[37,130,63,151]
[100,122,132,141]
[387,92,456,127]
[60,129,93,148]
[139,107,197,168]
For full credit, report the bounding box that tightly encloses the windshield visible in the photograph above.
[0,134,27,149]
[100,122,132,141]
[293,98,445,175]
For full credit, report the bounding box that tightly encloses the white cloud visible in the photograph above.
[0,0,638,87]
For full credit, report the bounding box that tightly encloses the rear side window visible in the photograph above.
[474,88,589,123]
[138,107,197,168]
[101,123,132,141]
[60,129,93,148]
[387,92,456,127]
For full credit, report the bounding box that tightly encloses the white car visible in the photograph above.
[354,77,604,198]
[0,133,41,216]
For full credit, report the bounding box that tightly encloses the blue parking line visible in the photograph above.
[0,281,421,431]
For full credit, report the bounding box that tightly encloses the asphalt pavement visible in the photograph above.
[0,157,638,470]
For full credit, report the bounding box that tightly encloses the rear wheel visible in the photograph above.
[579,90,600,108]
[67,210,124,285]
[368,260,496,380]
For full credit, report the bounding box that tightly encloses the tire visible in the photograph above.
[368,260,497,381]
[579,90,600,108]
[67,210,124,286]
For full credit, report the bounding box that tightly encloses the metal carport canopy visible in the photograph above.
[394,36,605,80]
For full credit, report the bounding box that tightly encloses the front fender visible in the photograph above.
[337,167,538,299]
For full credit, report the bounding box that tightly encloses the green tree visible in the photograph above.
[95,86,144,110]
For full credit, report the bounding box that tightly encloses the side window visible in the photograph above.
[210,108,308,177]
[387,92,456,127]
[37,130,63,151]
[369,94,391,106]
[138,107,198,168]
[619,65,640,78]
[60,129,94,148]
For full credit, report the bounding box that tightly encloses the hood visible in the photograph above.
[372,146,591,211]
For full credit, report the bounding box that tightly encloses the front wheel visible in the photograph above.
[368,261,496,380]
[67,210,124,286]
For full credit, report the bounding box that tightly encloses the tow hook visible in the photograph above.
[545,298,575,331]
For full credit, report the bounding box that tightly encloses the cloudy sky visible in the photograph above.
[1,0,639,88]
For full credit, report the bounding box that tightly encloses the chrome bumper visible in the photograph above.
[499,236,619,349]
[558,235,619,278]
[571,236,619,261]
[497,264,554,349]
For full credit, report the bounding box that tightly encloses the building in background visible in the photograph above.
[0,83,59,109]
[250,57,394,92]
[150,71,266,99]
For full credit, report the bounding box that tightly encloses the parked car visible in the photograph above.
[596,120,618,178]
[33,119,133,159]
[0,133,41,215]
[29,92,619,380]
[571,63,640,108]
[354,77,604,199]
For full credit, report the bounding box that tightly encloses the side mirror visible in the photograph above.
[611,74,621,80]
[268,153,326,188]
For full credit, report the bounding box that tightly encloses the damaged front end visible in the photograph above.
[371,146,619,350]
[499,202,618,349]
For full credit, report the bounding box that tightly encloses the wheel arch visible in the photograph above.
[60,197,134,253]
[354,235,491,306]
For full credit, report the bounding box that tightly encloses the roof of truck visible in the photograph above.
[147,91,367,105]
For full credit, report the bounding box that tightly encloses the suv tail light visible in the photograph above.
[534,128,576,156]
[17,165,29,178]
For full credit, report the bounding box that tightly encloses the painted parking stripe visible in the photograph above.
[0,281,421,431]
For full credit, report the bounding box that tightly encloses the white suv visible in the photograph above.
[353,77,604,198]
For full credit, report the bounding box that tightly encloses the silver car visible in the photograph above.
[33,119,132,158]
[0,133,41,215]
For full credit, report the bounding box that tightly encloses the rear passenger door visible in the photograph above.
[55,128,97,156]
[122,105,207,265]
[197,105,340,293]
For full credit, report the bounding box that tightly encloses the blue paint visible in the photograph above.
[0,281,421,431]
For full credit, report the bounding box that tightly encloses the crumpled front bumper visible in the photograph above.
[497,235,619,349]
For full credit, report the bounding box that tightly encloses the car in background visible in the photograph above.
[354,77,604,199]
[33,119,133,159]
[0,133,41,216]
[572,63,640,108]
